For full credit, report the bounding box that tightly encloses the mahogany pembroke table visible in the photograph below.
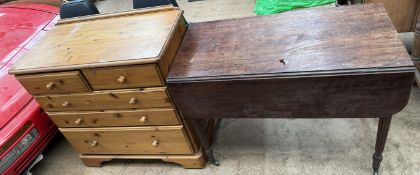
[166,4,415,175]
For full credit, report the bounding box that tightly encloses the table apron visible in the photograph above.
[167,72,414,119]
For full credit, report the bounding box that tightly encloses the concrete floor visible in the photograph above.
[31,0,420,174]
[94,0,257,22]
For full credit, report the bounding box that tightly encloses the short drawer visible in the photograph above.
[60,126,193,155]
[48,108,180,127]
[82,64,164,90]
[16,71,90,95]
[35,87,171,112]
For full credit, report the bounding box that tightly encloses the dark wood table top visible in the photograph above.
[168,4,413,82]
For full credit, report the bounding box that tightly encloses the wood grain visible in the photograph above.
[9,5,204,166]
[79,151,206,168]
[10,7,184,74]
[48,108,180,127]
[168,4,413,81]
[35,87,172,111]
[82,64,163,90]
[364,0,419,32]
[60,126,193,155]
[158,14,187,78]
[166,4,415,171]
[179,116,216,154]
[16,71,91,95]
[372,116,392,172]
[168,72,414,119]
[161,151,206,169]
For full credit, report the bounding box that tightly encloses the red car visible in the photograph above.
[0,3,59,175]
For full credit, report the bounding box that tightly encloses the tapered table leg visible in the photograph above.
[190,118,220,166]
[372,116,392,175]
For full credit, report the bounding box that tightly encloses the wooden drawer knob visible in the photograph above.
[75,118,83,125]
[152,140,159,147]
[117,76,126,84]
[129,97,137,105]
[62,101,70,107]
[139,116,147,123]
[91,140,98,147]
[46,82,55,90]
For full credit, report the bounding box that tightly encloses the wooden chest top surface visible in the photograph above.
[11,6,182,74]
[168,4,414,82]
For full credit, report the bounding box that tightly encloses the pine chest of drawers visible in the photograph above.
[10,6,206,168]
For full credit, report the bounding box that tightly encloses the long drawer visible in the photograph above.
[35,87,172,112]
[60,126,193,155]
[48,108,180,127]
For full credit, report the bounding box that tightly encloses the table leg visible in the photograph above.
[190,118,220,166]
[372,116,392,175]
